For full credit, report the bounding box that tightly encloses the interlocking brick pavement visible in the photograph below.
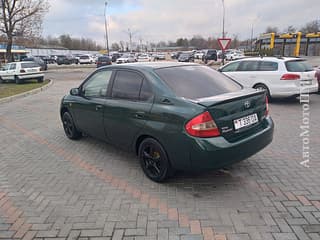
[0,69,319,239]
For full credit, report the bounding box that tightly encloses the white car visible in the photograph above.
[219,57,318,99]
[116,54,136,64]
[137,54,151,62]
[79,55,93,64]
[0,61,44,84]
[225,50,245,61]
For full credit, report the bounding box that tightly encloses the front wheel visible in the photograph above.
[37,77,44,83]
[62,112,82,140]
[138,138,173,182]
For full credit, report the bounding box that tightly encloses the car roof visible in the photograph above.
[231,56,306,62]
[112,61,199,70]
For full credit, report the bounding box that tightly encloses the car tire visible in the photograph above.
[37,77,44,83]
[0,77,3,84]
[15,76,22,84]
[138,138,173,182]
[254,84,271,100]
[62,112,82,140]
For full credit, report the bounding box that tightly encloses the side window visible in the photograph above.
[221,62,240,72]
[112,71,143,101]
[9,63,16,70]
[140,80,153,101]
[259,61,278,71]
[82,70,112,98]
[238,61,259,71]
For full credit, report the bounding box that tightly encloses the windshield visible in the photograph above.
[155,65,242,100]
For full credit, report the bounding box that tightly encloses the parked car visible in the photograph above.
[0,61,44,84]
[137,54,151,62]
[96,56,112,68]
[111,53,121,62]
[178,52,194,62]
[56,55,79,65]
[116,54,136,64]
[219,57,319,99]
[60,62,274,182]
[194,50,204,59]
[154,52,166,60]
[79,55,93,64]
[225,50,245,61]
[24,56,48,71]
[315,66,320,92]
[202,49,217,63]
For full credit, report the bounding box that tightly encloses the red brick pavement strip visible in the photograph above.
[0,192,34,239]
[0,117,225,240]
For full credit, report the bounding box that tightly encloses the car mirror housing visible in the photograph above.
[70,88,80,96]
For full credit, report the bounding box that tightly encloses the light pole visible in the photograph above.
[222,0,225,65]
[104,1,110,55]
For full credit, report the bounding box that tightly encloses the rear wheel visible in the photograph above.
[37,77,44,83]
[0,77,3,84]
[62,112,82,140]
[254,84,271,100]
[138,138,173,182]
[15,76,22,84]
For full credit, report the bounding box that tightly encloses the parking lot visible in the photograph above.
[0,67,320,240]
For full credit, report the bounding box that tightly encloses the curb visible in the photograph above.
[0,79,53,104]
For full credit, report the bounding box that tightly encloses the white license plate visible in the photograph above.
[233,113,258,130]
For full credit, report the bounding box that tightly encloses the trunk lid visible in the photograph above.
[194,89,267,142]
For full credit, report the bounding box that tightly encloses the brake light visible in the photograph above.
[185,111,220,138]
[280,73,300,80]
[265,96,269,116]
[20,69,26,73]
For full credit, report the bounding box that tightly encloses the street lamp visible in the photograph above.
[222,0,225,65]
[104,1,110,55]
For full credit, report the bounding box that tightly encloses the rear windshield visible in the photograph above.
[80,56,89,59]
[155,65,242,100]
[286,60,313,72]
[98,57,110,61]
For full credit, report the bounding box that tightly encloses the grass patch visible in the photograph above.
[0,79,50,99]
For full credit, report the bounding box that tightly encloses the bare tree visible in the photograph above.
[0,0,49,62]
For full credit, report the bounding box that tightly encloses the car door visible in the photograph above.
[103,69,153,149]
[71,69,113,140]
[1,63,16,81]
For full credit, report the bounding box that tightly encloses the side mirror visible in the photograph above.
[70,88,80,96]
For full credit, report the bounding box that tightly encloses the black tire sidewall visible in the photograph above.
[138,138,171,182]
[62,112,81,140]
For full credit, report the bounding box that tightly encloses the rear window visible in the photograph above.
[80,56,89,59]
[21,62,40,68]
[285,60,313,72]
[259,61,278,71]
[155,65,241,100]
[98,57,110,61]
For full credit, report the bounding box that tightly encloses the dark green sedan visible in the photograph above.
[60,62,274,182]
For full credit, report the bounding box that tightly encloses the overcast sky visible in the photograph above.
[43,0,320,46]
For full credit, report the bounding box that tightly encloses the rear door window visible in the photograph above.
[285,60,313,72]
[111,70,145,101]
[238,61,260,71]
[155,65,241,100]
[21,62,39,68]
[259,61,278,71]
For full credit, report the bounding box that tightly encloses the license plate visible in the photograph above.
[233,113,258,130]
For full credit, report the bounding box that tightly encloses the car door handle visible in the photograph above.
[95,105,103,111]
[134,112,145,119]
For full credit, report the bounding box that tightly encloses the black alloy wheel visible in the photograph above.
[62,112,82,140]
[138,138,172,182]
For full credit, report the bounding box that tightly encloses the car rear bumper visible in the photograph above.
[270,82,319,98]
[188,117,274,171]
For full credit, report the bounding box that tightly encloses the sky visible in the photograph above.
[43,0,320,47]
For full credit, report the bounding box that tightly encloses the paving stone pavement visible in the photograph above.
[0,69,319,240]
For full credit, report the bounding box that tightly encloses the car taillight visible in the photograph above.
[185,111,220,138]
[20,69,26,73]
[265,96,269,116]
[280,73,300,80]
